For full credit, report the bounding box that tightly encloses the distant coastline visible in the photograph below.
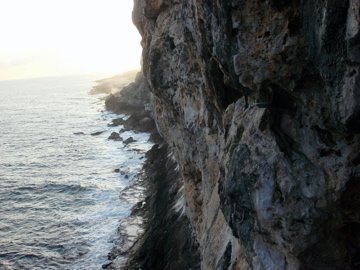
[90,70,139,95]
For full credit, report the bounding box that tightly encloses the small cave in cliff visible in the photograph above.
[270,84,297,113]
[209,59,243,110]
[266,85,298,156]
[269,0,293,11]
[346,111,360,134]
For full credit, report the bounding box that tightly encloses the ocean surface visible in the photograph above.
[0,76,152,270]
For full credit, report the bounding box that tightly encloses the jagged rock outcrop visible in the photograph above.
[105,72,151,114]
[105,72,157,133]
[133,0,360,269]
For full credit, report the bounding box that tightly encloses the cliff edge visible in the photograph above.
[132,0,360,269]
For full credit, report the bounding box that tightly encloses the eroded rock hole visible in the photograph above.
[209,59,243,110]
[270,85,297,113]
[346,110,360,133]
[312,125,336,147]
[272,121,296,157]
[167,36,175,50]
[269,0,293,11]
[288,16,302,36]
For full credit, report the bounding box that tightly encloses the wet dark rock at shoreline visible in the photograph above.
[106,143,200,270]
[108,118,125,127]
[101,69,199,269]
[91,131,105,136]
[108,132,122,141]
[122,144,200,270]
[105,72,157,135]
[123,137,136,145]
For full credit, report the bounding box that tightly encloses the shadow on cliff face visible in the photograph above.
[102,71,200,269]
[299,177,360,269]
[124,144,200,270]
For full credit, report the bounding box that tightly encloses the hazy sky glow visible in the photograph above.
[0,0,141,81]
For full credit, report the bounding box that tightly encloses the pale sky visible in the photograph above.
[0,0,142,81]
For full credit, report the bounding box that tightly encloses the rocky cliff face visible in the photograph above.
[133,0,360,269]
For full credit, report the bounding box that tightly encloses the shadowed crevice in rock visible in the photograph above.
[102,70,199,269]
[217,242,232,270]
[299,177,360,269]
[123,144,200,270]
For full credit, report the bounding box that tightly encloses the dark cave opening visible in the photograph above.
[209,59,243,110]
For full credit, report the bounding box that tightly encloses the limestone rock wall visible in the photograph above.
[133,0,360,269]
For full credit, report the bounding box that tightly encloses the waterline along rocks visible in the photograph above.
[102,71,199,269]
[123,144,200,270]
[132,1,360,269]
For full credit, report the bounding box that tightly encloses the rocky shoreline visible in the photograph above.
[122,143,200,270]
[98,73,199,269]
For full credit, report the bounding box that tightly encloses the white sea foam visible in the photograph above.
[0,76,151,269]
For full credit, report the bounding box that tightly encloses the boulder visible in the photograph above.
[123,137,136,145]
[108,132,122,141]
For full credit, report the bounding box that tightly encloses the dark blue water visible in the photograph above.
[0,76,152,270]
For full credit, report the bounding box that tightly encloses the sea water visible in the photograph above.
[0,76,152,270]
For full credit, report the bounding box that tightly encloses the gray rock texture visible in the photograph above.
[133,0,360,269]
[105,72,157,133]
[105,72,151,114]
